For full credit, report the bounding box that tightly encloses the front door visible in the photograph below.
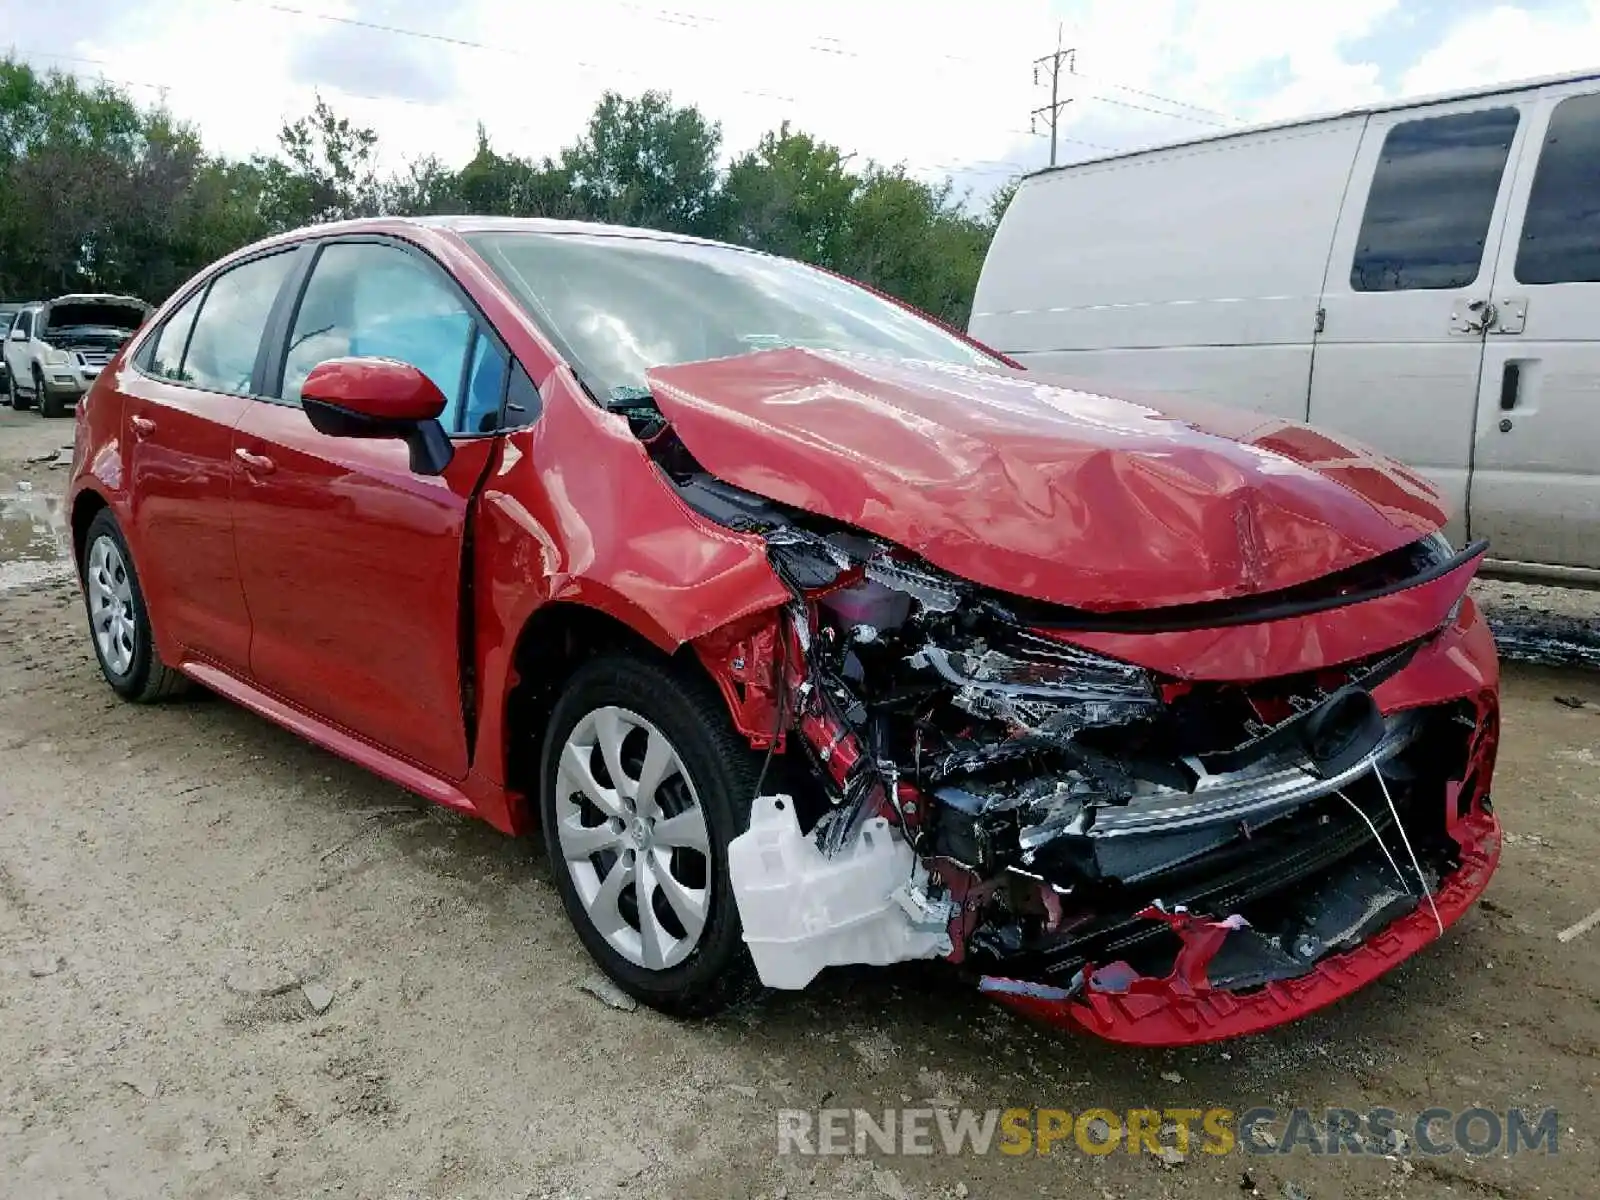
[1469,86,1600,571]
[1309,97,1533,547]
[231,238,507,779]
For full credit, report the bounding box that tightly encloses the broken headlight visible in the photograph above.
[911,634,1157,706]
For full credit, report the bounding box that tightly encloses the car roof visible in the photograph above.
[223,215,743,265]
[1025,64,1600,180]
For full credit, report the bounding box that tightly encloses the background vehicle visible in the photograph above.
[972,69,1600,586]
[0,311,14,398]
[4,293,150,416]
[65,217,1500,1043]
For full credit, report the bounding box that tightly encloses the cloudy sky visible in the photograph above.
[5,0,1599,199]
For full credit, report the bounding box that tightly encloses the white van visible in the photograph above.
[971,70,1600,585]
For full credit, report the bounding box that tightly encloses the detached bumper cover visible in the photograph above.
[980,810,1500,1045]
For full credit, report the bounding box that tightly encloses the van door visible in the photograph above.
[1309,98,1532,547]
[1469,86,1600,574]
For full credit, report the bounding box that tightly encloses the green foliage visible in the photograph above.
[0,58,1019,326]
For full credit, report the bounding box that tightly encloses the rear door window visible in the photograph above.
[145,290,205,383]
[181,252,299,395]
[1350,107,1520,292]
[1514,91,1600,285]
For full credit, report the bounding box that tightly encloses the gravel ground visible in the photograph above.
[0,408,1595,1199]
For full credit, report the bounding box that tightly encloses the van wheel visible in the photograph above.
[81,509,189,702]
[539,653,764,1016]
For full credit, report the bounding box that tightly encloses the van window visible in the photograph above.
[1350,107,1519,292]
[1515,92,1600,285]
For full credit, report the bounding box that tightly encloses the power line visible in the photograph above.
[1071,69,1241,123]
[597,0,1241,125]
[234,0,800,106]
[237,0,1237,133]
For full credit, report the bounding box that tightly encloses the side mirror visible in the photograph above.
[301,357,454,475]
[9,328,25,341]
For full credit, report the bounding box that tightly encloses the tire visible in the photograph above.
[1,373,12,407]
[539,653,765,1017]
[80,509,189,702]
[35,369,64,418]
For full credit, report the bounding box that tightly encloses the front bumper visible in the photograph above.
[42,371,89,398]
[980,811,1499,1044]
[967,595,1502,1046]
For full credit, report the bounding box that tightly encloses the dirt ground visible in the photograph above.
[1,406,1595,1200]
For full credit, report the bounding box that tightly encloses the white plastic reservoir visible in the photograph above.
[728,794,953,990]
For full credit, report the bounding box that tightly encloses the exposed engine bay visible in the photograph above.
[615,387,1501,1042]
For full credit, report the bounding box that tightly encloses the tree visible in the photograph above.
[256,93,380,230]
[720,123,856,267]
[561,90,721,234]
[839,166,992,327]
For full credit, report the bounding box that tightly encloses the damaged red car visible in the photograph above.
[66,217,1501,1045]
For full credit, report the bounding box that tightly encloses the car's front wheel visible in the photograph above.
[36,368,66,418]
[539,653,764,1016]
[80,509,188,702]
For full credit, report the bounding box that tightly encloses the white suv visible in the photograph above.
[4,294,150,416]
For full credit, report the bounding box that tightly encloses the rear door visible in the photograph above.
[1309,97,1533,546]
[1469,85,1600,571]
[231,237,509,779]
[121,248,304,670]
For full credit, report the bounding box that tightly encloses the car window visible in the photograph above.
[503,360,542,430]
[182,252,299,395]
[1515,92,1600,285]
[14,311,32,338]
[1350,106,1520,293]
[465,231,997,401]
[280,241,473,413]
[460,331,509,434]
[145,289,205,383]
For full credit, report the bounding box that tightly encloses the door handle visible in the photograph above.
[1499,361,1521,412]
[129,415,156,439]
[234,447,276,475]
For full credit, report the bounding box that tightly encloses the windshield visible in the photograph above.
[0,314,12,335]
[464,231,996,399]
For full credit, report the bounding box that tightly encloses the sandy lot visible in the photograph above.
[0,407,1595,1200]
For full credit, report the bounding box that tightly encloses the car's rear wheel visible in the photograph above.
[81,509,188,702]
[539,653,764,1016]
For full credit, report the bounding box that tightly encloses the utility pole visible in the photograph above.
[1031,25,1075,167]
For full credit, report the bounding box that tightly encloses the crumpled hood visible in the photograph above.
[646,349,1448,612]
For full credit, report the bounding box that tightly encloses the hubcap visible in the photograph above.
[555,706,711,971]
[86,535,137,676]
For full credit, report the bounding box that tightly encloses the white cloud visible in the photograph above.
[11,0,1599,200]
[1400,2,1600,97]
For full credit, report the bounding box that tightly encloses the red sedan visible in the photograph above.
[66,217,1501,1044]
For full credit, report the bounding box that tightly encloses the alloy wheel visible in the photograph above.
[86,534,137,676]
[554,705,712,971]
